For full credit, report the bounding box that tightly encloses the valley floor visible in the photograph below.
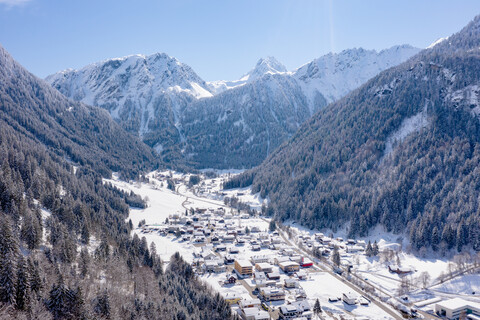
[104,171,480,320]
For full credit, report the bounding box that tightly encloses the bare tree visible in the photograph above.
[418,271,431,289]
[397,276,411,296]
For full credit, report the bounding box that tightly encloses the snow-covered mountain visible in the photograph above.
[293,45,420,104]
[183,72,312,168]
[46,45,420,168]
[208,56,287,94]
[46,53,213,153]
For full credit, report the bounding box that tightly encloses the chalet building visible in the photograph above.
[278,301,312,319]
[295,270,308,280]
[259,233,269,240]
[293,288,307,301]
[255,263,273,273]
[239,298,261,310]
[284,278,298,288]
[275,256,290,265]
[254,279,268,289]
[342,292,356,305]
[319,237,332,245]
[215,245,227,252]
[254,271,267,280]
[201,251,217,261]
[271,237,283,244]
[388,265,413,274]
[289,255,302,263]
[260,240,271,247]
[260,288,285,302]
[193,236,206,243]
[267,271,280,280]
[283,249,296,256]
[314,232,324,240]
[241,307,270,320]
[279,261,300,273]
[204,260,226,273]
[225,292,242,305]
[223,235,236,243]
[346,245,364,253]
[229,246,240,254]
[356,240,366,248]
[251,226,261,233]
[224,273,238,284]
[251,255,269,264]
[224,255,235,264]
[236,238,246,246]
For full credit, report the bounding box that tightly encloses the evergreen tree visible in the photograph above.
[365,240,373,257]
[72,286,85,319]
[431,226,440,251]
[456,221,467,252]
[79,247,90,279]
[94,289,111,319]
[269,220,276,232]
[0,217,18,305]
[46,279,75,320]
[152,254,164,278]
[20,211,41,250]
[95,236,110,262]
[313,298,322,316]
[27,257,42,297]
[332,246,340,266]
[15,255,29,310]
[80,224,90,245]
[372,240,379,256]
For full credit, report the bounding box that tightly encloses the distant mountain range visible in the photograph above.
[47,45,420,168]
[229,15,480,252]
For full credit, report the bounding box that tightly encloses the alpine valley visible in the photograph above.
[3,7,480,320]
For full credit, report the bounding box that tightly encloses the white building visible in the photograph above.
[342,292,356,305]
[434,298,480,320]
[251,255,270,264]
[241,307,270,320]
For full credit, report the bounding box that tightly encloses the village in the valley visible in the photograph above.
[105,171,480,320]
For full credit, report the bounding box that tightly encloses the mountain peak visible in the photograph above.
[242,56,287,82]
[294,44,421,103]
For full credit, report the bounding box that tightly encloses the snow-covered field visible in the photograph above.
[104,170,480,319]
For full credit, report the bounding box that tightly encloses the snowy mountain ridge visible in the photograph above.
[47,53,213,137]
[207,56,288,94]
[293,44,421,103]
[46,44,420,168]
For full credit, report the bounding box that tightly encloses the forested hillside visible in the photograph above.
[0,44,231,319]
[227,16,480,253]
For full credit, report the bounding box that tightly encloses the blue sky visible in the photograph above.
[1,0,479,81]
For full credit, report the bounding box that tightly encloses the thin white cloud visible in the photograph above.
[0,0,31,6]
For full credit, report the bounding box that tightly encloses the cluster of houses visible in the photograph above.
[307,233,367,256]
[140,206,390,319]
